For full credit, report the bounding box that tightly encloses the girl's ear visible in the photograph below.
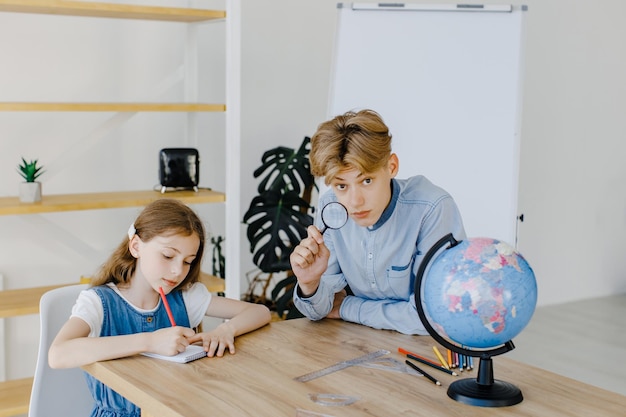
[388,153,400,178]
[128,236,140,258]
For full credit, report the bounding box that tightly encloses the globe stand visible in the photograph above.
[414,233,529,408]
[447,356,523,407]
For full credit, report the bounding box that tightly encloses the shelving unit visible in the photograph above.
[0,1,241,415]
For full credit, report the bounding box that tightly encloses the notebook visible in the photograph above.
[142,344,207,363]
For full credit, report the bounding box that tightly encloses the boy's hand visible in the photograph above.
[290,225,330,296]
[326,289,347,319]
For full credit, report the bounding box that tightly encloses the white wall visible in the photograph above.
[515,0,626,304]
[1,0,625,380]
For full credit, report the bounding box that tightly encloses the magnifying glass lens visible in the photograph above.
[320,202,349,233]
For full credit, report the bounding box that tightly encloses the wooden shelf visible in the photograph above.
[0,102,226,112]
[0,274,222,319]
[0,377,31,417]
[0,284,74,318]
[0,189,225,216]
[199,273,225,293]
[0,0,225,22]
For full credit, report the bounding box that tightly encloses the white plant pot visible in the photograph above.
[19,181,42,203]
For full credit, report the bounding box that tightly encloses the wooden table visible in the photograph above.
[83,318,626,417]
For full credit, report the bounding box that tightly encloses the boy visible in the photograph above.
[290,109,466,335]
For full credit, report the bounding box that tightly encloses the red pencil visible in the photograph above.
[159,286,177,326]
[398,347,441,367]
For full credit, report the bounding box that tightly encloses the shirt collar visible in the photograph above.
[367,178,399,231]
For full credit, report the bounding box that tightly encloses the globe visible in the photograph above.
[422,237,537,349]
[414,234,537,407]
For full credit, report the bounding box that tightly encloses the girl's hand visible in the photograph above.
[189,322,236,357]
[148,326,196,356]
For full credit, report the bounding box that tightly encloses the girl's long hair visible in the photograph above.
[91,199,206,290]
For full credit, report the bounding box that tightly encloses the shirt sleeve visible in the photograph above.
[182,282,212,329]
[70,288,103,337]
[293,271,346,320]
[340,295,427,335]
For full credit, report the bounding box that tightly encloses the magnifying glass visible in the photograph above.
[319,201,349,234]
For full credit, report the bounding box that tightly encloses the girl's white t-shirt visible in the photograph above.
[71,282,212,337]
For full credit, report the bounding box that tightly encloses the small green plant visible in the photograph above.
[17,158,45,182]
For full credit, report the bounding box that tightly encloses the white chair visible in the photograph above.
[28,284,93,417]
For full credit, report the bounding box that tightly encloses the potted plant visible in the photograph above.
[17,157,45,203]
[242,136,316,319]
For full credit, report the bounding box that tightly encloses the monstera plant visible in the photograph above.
[242,136,316,319]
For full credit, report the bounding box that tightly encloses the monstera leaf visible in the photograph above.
[243,190,313,272]
[243,137,316,273]
[253,137,315,195]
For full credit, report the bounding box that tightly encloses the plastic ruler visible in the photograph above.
[294,349,390,382]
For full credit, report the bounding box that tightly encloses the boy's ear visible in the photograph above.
[388,153,399,178]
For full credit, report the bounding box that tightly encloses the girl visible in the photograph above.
[49,198,271,416]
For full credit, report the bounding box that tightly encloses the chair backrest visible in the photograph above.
[28,284,93,417]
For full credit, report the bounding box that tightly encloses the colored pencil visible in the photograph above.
[432,346,450,370]
[159,286,177,326]
[405,360,441,386]
[398,347,441,367]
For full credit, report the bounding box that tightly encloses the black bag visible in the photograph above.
[159,148,199,193]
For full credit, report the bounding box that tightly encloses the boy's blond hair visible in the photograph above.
[309,109,392,184]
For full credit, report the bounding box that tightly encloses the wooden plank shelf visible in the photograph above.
[0,377,31,417]
[0,274,223,319]
[0,189,225,216]
[199,273,226,294]
[0,102,226,112]
[0,284,74,318]
[0,0,225,22]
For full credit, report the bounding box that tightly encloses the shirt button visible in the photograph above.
[147,317,153,323]
[368,253,373,259]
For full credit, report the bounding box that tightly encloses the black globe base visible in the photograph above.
[447,378,523,407]
[446,356,523,407]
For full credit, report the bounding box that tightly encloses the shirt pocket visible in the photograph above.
[386,259,414,299]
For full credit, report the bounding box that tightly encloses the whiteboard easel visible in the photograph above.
[328,3,527,245]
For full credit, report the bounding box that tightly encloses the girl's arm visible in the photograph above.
[48,317,195,369]
[188,298,271,357]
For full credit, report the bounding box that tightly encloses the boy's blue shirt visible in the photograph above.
[293,176,466,335]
